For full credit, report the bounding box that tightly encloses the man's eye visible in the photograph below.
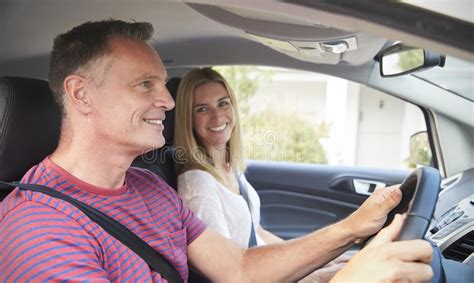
[138,81,152,90]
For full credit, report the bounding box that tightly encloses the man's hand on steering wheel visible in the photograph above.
[342,185,402,240]
[332,214,434,283]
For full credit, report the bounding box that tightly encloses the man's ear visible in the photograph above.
[63,75,92,114]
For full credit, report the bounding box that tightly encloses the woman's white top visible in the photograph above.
[178,169,265,248]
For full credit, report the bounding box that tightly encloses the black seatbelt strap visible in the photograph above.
[0,181,183,283]
[236,175,258,248]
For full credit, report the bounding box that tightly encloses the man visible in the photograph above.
[0,20,433,282]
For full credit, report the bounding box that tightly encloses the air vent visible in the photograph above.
[442,231,474,262]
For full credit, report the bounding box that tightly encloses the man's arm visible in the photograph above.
[188,185,403,282]
[188,220,355,282]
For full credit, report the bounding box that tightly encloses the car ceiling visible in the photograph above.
[0,0,401,84]
[0,1,472,85]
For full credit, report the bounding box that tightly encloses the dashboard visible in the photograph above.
[428,168,474,267]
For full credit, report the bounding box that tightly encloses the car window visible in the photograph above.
[215,65,431,170]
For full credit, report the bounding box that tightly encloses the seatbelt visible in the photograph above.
[236,175,258,248]
[0,181,184,283]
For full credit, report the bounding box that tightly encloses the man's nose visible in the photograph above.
[153,88,175,111]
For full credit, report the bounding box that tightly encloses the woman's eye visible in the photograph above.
[219,101,230,107]
[196,107,207,113]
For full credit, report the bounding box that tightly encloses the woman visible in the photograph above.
[175,68,351,282]
[174,68,353,282]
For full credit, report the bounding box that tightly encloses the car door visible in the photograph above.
[245,162,408,239]
[217,65,432,240]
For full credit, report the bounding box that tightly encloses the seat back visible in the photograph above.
[0,76,61,200]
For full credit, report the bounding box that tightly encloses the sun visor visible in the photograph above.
[187,3,384,65]
[246,33,359,65]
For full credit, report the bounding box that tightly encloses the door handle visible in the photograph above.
[353,179,386,195]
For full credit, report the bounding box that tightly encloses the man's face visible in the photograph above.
[86,37,174,154]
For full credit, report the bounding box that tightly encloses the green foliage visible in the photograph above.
[244,110,328,163]
[214,65,327,164]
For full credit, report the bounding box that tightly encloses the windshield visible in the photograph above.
[403,0,473,23]
[413,56,474,101]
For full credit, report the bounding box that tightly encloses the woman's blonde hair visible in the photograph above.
[174,68,245,182]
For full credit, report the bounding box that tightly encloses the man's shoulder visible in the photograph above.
[0,187,83,228]
[1,161,50,219]
[0,188,27,220]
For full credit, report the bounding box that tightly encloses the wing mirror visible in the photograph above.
[379,43,445,77]
[409,131,432,166]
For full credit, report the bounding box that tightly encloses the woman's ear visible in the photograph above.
[63,75,92,114]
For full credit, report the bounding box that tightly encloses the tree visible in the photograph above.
[214,66,327,164]
[244,109,327,163]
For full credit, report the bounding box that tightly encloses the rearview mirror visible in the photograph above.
[379,43,445,77]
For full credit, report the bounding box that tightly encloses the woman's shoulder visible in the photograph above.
[179,169,218,183]
[177,169,219,195]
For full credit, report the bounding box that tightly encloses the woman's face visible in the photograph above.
[192,81,235,150]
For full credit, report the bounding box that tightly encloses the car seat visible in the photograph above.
[0,76,61,200]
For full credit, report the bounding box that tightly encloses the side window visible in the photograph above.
[215,66,430,170]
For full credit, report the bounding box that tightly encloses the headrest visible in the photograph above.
[163,77,181,144]
[0,77,61,181]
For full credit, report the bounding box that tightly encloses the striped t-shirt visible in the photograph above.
[0,157,206,282]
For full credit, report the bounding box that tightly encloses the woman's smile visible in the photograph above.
[208,123,228,132]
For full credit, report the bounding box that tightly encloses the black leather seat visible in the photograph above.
[0,77,61,200]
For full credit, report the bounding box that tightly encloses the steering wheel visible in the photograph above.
[387,167,445,283]
[360,167,444,282]
[364,166,441,246]
[385,166,441,240]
